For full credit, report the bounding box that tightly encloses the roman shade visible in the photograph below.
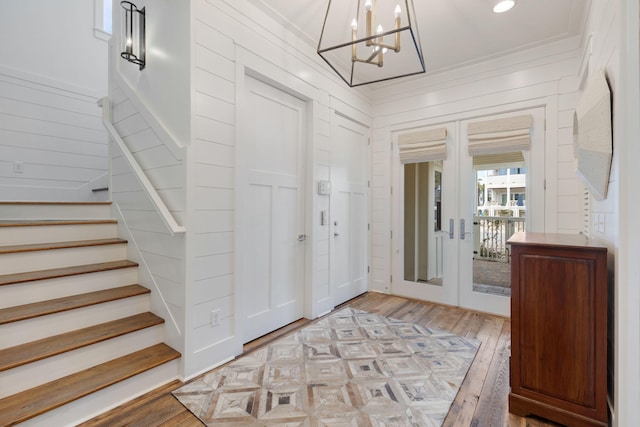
[398,127,448,164]
[473,151,524,167]
[467,114,533,156]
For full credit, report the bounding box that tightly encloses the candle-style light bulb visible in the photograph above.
[351,18,358,61]
[365,0,373,45]
[376,24,384,66]
[394,4,401,52]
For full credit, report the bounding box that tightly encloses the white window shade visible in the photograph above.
[398,128,447,164]
[467,115,533,156]
[473,151,524,167]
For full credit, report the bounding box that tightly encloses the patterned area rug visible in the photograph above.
[172,308,480,426]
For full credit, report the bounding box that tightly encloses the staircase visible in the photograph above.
[0,202,180,427]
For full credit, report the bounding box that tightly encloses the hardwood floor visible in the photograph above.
[81,292,562,426]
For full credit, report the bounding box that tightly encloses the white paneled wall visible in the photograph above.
[581,0,623,424]
[109,81,186,356]
[583,0,619,244]
[368,38,583,292]
[186,0,372,377]
[190,9,238,374]
[0,68,108,201]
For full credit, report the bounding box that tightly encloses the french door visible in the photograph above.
[392,108,545,317]
[240,76,306,342]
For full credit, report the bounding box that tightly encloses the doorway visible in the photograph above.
[239,76,307,342]
[392,108,545,316]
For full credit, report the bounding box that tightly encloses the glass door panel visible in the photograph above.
[403,162,443,285]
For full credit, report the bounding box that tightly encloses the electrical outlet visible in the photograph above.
[210,309,221,327]
[13,161,23,173]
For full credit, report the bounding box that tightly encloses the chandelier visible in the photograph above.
[317,0,425,87]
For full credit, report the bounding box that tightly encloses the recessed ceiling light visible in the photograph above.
[493,0,515,13]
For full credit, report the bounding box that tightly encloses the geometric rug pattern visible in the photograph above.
[172,308,480,426]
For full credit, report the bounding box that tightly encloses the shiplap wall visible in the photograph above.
[109,81,186,355]
[0,67,109,201]
[582,0,619,244]
[580,0,621,422]
[0,0,109,201]
[187,0,372,377]
[368,37,583,293]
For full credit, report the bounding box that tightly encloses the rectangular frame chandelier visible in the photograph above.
[317,0,425,87]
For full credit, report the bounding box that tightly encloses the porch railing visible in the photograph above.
[473,216,525,262]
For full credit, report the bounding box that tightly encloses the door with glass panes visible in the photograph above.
[392,108,545,317]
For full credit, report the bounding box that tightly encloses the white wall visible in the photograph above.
[0,0,109,201]
[581,0,640,425]
[108,0,190,367]
[113,0,191,146]
[184,0,372,378]
[368,37,583,293]
[0,0,107,91]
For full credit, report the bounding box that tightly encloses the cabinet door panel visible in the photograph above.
[518,254,596,408]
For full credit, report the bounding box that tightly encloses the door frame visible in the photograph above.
[234,67,314,348]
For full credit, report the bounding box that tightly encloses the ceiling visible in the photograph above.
[247,0,588,76]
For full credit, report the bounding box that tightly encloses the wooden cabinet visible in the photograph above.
[507,232,608,427]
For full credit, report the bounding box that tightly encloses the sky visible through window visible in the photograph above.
[103,0,113,34]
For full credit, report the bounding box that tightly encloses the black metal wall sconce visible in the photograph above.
[120,1,145,70]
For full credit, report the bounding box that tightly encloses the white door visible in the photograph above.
[330,114,369,306]
[391,123,459,307]
[392,108,545,317]
[241,77,306,342]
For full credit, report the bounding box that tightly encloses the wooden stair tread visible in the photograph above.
[0,260,138,287]
[0,201,112,205]
[76,380,186,427]
[0,343,180,426]
[0,238,127,254]
[0,284,149,325]
[0,312,163,372]
[0,219,116,227]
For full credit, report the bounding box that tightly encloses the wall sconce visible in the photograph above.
[120,1,145,70]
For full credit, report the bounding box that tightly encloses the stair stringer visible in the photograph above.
[111,203,185,369]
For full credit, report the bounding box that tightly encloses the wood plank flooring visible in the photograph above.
[81,292,562,426]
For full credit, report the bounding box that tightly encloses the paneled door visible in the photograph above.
[330,114,369,306]
[241,76,306,342]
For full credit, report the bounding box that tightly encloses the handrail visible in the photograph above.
[99,97,186,236]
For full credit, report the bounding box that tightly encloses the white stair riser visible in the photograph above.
[0,223,117,246]
[0,325,164,399]
[0,267,138,309]
[0,295,150,349]
[0,244,128,275]
[18,360,180,427]
[0,204,111,220]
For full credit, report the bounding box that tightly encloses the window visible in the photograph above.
[95,0,113,40]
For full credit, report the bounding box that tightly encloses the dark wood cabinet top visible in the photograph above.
[507,231,607,251]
